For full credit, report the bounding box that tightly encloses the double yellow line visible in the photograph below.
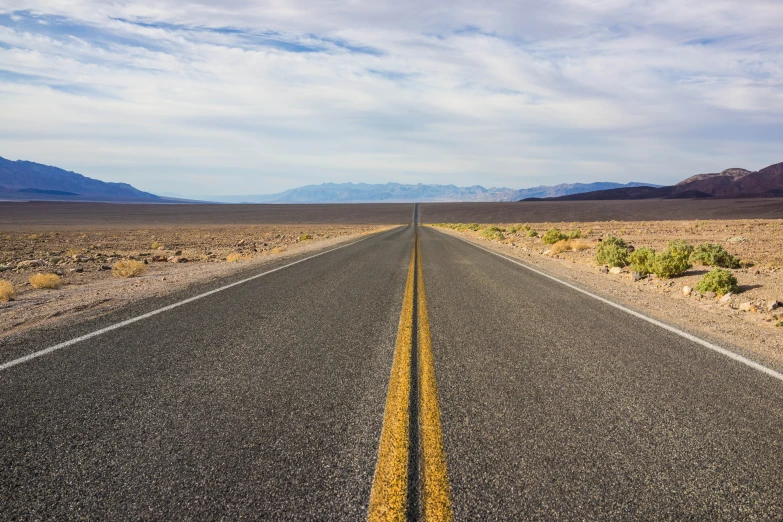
[367,231,453,522]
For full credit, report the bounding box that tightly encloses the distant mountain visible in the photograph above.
[212,181,656,203]
[0,156,163,202]
[525,162,783,201]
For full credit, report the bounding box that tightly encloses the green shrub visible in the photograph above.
[690,243,741,268]
[480,226,505,240]
[628,247,656,275]
[465,223,481,231]
[595,236,629,267]
[650,250,687,278]
[666,240,694,264]
[566,230,582,239]
[527,229,538,238]
[695,268,738,296]
[299,234,313,241]
[542,228,568,245]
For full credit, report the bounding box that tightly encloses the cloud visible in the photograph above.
[0,1,782,195]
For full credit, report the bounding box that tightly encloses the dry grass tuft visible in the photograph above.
[271,247,286,254]
[550,239,593,254]
[29,273,62,289]
[0,279,15,302]
[112,259,147,278]
[225,252,244,263]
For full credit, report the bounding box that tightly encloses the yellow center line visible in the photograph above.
[416,234,454,521]
[367,235,415,521]
[368,230,453,521]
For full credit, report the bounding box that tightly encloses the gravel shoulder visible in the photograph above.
[428,222,783,370]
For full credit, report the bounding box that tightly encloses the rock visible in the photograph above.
[55,270,64,276]
[151,255,167,262]
[767,301,781,311]
[100,265,112,271]
[174,250,182,256]
[543,249,552,255]
[237,239,246,246]
[739,302,757,313]
[0,265,10,272]
[69,267,83,273]
[168,256,188,263]
[682,286,692,296]
[719,293,733,304]
[705,291,716,298]
[599,266,609,274]
[632,271,644,282]
[49,256,62,265]
[17,260,42,269]
[157,246,165,251]
[609,267,623,275]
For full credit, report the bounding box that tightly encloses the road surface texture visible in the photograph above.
[3,219,783,520]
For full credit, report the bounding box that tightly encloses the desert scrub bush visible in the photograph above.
[628,247,656,275]
[595,236,629,267]
[0,279,15,302]
[566,230,582,239]
[480,226,505,240]
[151,241,162,249]
[29,273,62,289]
[112,260,147,278]
[299,234,313,241]
[226,252,243,263]
[650,240,693,278]
[526,229,538,237]
[542,228,567,245]
[695,268,738,296]
[690,243,741,269]
[508,224,531,234]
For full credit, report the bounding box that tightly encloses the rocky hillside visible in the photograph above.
[526,162,783,201]
[0,156,162,202]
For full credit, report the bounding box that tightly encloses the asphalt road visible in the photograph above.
[3,223,783,520]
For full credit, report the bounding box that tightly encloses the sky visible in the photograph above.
[0,1,782,197]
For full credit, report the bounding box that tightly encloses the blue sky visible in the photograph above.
[1,1,782,196]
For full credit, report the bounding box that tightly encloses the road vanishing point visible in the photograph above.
[3,206,783,520]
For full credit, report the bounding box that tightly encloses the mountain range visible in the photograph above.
[526,162,783,201]
[2,155,781,203]
[209,181,656,203]
[0,156,163,202]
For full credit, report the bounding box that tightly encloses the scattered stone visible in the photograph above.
[237,239,246,246]
[719,293,733,304]
[55,270,64,276]
[49,256,62,265]
[151,255,167,262]
[100,265,112,271]
[705,291,716,298]
[157,246,165,251]
[682,286,692,296]
[17,260,42,269]
[69,267,84,273]
[174,250,183,256]
[727,236,748,243]
[767,300,781,311]
[543,249,552,255]
[739,302,757,313]
[632,271,644,281]
[168,256,188,263]
[0,265,10,272]
[609,267,623,275]
[599,266,609,274]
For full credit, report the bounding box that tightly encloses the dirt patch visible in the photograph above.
[430,220,783,368]
[0,225,393,341]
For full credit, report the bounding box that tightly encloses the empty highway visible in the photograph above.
[3,219,783,520]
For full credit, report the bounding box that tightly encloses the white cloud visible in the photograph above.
[0,0,782,195]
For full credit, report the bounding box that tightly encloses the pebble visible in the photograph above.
[719,293,733,304]
[609,267,623,275]
[682,286,692,296]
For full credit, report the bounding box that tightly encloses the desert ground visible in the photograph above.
[0,221,396,341]
[428,218,783,368]
[419,199,783,223]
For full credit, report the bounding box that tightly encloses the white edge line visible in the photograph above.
[437,228,783,384]
[0,227,399,372]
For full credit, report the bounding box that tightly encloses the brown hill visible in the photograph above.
[525,161,783,201]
